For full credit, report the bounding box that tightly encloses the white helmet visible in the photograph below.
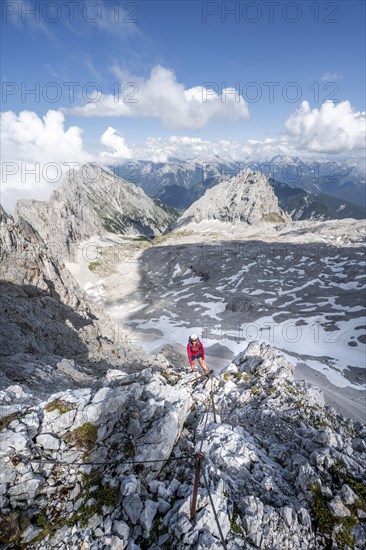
[190,334,198,340]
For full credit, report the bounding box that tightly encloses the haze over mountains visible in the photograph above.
[113,156,366,218]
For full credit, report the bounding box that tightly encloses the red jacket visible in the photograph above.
[187,341,205,366]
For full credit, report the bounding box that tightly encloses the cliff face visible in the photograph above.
[172,169,290,230]
[15,164,176,258]
[0,206,146,396]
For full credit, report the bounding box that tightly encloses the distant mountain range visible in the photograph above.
[112,156,366,219]
[270,179,366,221]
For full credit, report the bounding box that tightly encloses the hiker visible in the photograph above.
[187,334,210,376]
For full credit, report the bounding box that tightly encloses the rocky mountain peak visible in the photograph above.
[173,168,290,230]
[15,164,176,259]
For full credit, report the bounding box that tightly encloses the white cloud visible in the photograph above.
[100,127,132,159]
[121,135,293,163]
[1,109,93,212]
[284,100,366,154]
[67,65,250,130]
[320,72,344,81]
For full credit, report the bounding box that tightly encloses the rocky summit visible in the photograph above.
[15,164,175,259]
[171,169,290,230]
[0,341,365,549]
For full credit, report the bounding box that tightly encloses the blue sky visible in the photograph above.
[1,0,365,209]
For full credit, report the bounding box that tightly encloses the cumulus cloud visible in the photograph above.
[284,100,366,154]
[100,127,132,159]
[0,109,93,212]
[67,65,249,130]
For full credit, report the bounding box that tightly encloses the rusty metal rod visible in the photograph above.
[190,452,205,519]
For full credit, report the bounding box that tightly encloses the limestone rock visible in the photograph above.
[173,168,290,231]
[328,496,351,517]
[15,163,175,260]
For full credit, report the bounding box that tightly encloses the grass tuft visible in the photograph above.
[65,423,97,451]
[45,399,74,415]
[0,413,19,431]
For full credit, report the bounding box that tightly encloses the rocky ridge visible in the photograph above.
[172,169,290,231]
[1,342,365,549]
[116,157,366,209]
[0,205,146,397]
[15,164,175,259]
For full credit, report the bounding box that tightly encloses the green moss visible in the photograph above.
[32,472,119,542]
[310,483,358,549]
[88,261,100,272]
[123,440,135,457]
[223,371,245,382]
[313,421,330,428]
[310,483,335,536]
[336,529,355,549]
[328,463,366,509]
[0,413,18,431]
[230,503,245,536]
[35,512,48,529]
[68,472,119,528]
[65,422,97,451]
[336,517,357,549]
[160,370,183,386]
[45,399,73,415]
[250,386,262,396]
[344,478,366,505]
[23,516,59,545]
